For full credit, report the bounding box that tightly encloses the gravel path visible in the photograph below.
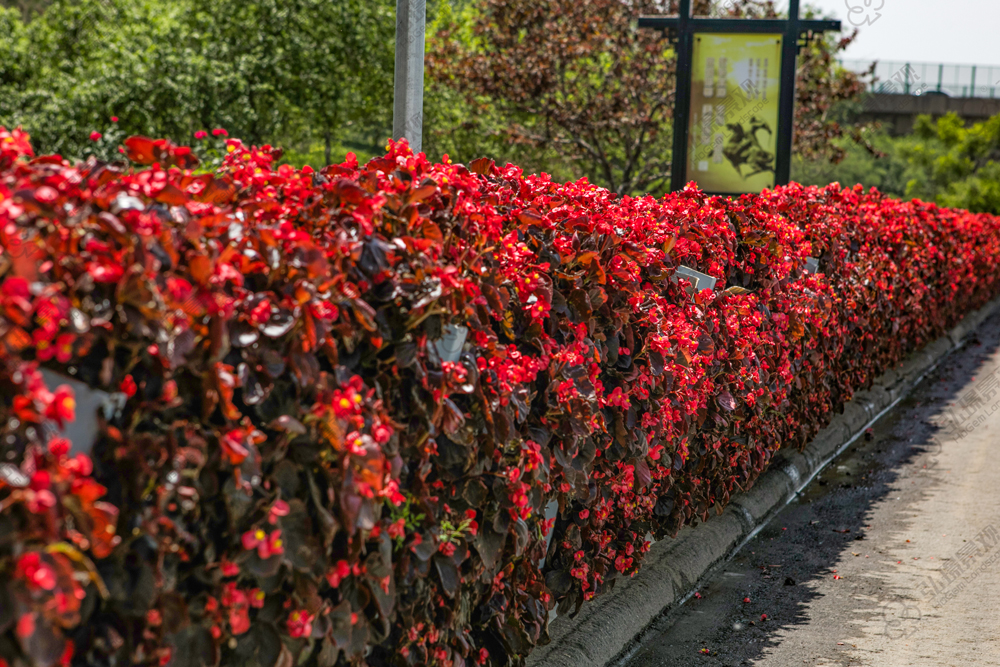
[621,310,1000,667]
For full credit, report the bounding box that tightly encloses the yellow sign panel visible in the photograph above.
[688,33,783,194]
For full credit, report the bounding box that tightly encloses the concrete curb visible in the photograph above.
[527,295,1000,667]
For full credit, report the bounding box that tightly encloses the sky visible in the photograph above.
[785,0,1000,66]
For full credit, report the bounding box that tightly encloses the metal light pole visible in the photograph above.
[393,0,426,153]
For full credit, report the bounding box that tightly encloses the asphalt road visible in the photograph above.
[621,310,1000,667]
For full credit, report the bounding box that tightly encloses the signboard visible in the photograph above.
[687,33,782,194]
[639,0,841,194]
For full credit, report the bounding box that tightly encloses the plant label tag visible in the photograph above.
[804,257,820,275]
[538,498,560,570]
[673,265,718,295]
[39,368,120,455]
[432,324,468,363]
[0,463,29,488]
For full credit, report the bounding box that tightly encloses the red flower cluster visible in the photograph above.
[1,126,999,667]
[0,360,118,666]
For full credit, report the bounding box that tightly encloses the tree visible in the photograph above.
[190,0,395,164]
[903,112,1000,214]
[791,126,910,195]
[429,0,678,196]
[792,111,1000,216]
[0,0,395,162]
[792,6,874,166]
[427,0,871,195]
[0,7,32,121]
[0,0,51,22]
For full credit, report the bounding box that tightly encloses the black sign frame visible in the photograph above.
[639,0,841,193]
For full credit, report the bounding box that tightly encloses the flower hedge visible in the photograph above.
[1,126,999,667]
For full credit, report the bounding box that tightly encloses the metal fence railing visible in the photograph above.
[837,59,1000,98]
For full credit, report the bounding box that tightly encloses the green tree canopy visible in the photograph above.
[0,0,395,162]
[905,113,1000,214]
[794,111,1000,216]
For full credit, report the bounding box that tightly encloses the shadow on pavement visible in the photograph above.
[620,311,1000,667]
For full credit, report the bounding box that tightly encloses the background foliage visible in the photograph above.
[0,0,395,164]
[795,111,1000,215]
[425,0,869,196]
[1,0,878,197]
[4,0,998,207]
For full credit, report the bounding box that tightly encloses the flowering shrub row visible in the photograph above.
[1,126,999,667]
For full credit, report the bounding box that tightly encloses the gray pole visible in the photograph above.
[393,0,426,153]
